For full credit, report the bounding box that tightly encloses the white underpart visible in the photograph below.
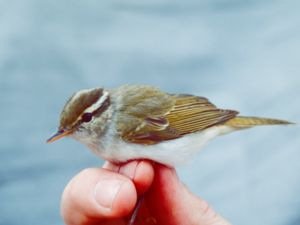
[84,91,109,113]
[76,125,237,167]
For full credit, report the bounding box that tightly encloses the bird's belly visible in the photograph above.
[95,125,236,166]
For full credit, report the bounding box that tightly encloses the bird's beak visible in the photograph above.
[46,129,73,143]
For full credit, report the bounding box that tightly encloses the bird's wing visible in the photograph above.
[165,94,238,136]
[115,87,238,145]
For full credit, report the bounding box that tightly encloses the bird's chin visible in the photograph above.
[68,131,84,145]
[71,132,90,145]
[71,132,104,156]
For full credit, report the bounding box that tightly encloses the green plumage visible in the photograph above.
[225,116,293,127]
[56,84,293,146]
[113,85,293,145]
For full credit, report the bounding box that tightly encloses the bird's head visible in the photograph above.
[47,88,110,143]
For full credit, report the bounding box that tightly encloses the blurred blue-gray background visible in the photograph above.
[0,1,299,225]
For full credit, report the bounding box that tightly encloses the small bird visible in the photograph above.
[47,84,292,166]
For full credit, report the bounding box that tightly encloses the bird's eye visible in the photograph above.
[81,113,93,123]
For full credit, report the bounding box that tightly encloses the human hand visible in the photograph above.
[61,160,231,225]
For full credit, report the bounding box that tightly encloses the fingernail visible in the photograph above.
[94,179,124,210]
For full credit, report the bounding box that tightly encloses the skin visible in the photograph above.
[61,160,231,225]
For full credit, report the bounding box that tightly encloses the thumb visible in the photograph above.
[146,164,231,225]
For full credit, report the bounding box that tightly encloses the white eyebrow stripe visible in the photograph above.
[84,91,109,114]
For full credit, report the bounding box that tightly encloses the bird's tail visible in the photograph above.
[224,116,294,128]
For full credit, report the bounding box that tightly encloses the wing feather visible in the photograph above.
[120,92,238,144]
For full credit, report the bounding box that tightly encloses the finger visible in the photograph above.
[147,164,231,225]
[61,168,137,225]
[103,160,155,194]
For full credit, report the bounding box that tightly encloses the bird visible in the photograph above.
[47,84,292,166]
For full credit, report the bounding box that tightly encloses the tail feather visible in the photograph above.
[225,116,294,127]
